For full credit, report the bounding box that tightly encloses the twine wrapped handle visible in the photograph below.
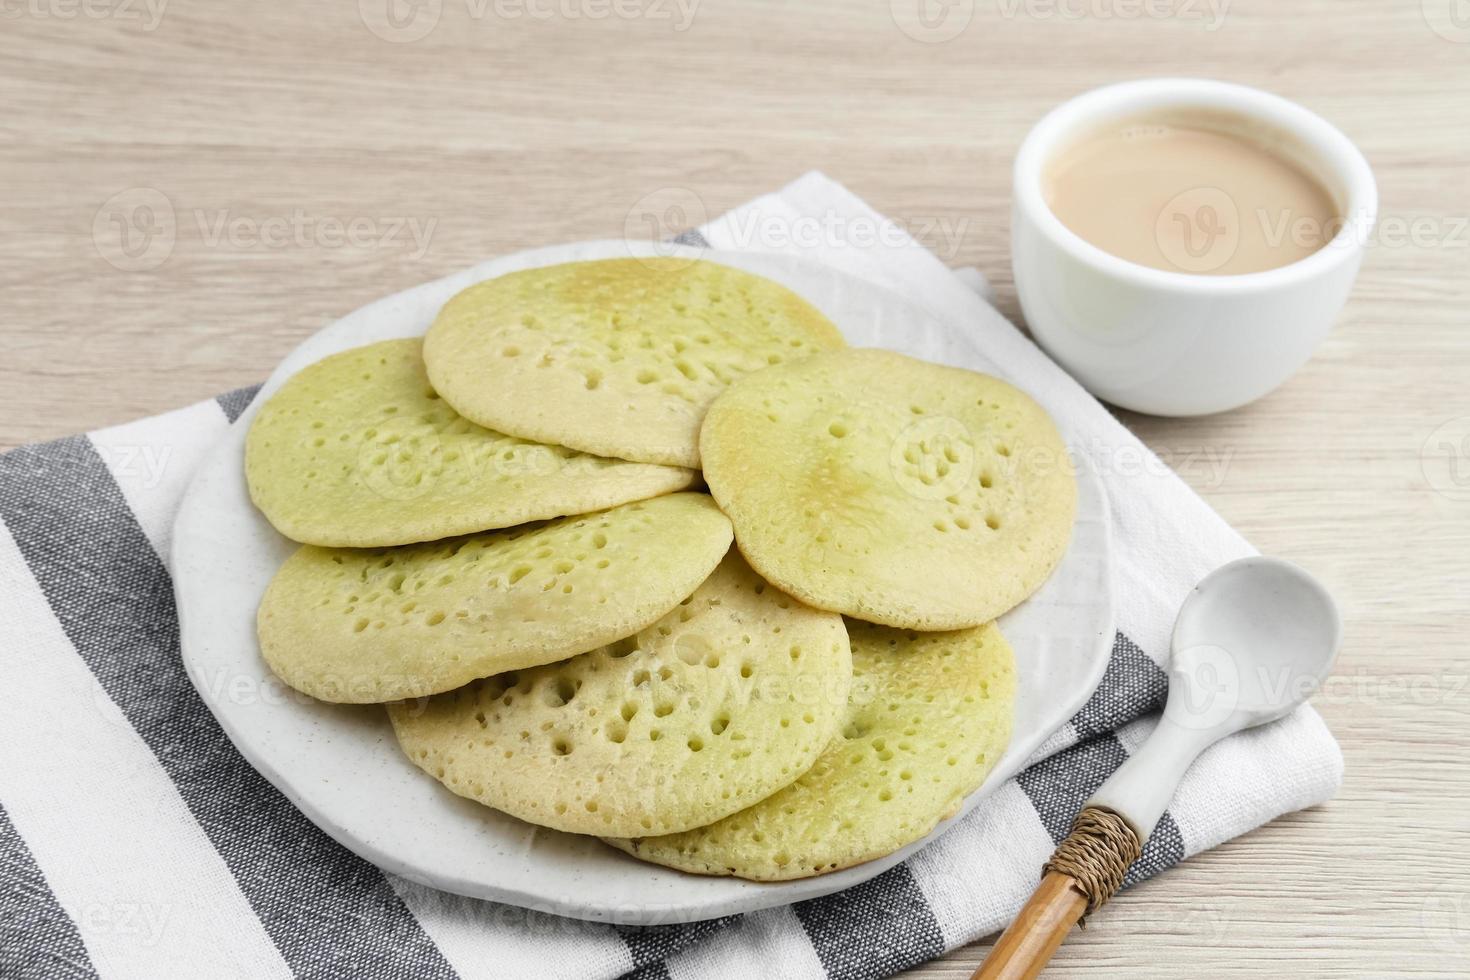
[1041,806,1142,919]
[973,806,1143,980]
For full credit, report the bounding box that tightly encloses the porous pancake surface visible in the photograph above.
[606,620,1016,880]
[699,348,1076,629]
[258,493,732,702]
[422,258,846,468]
[245,338,693,547]
[388,552,853,837]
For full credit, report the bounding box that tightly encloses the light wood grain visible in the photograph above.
[2,1,1468,976]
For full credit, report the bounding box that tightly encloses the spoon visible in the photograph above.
[976,556,1342,979]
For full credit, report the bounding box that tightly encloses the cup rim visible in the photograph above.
[1013,77,1379,292]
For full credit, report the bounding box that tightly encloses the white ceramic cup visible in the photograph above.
[1012,78,1377,416]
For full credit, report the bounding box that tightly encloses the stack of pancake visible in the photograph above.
[246,258,1075,881]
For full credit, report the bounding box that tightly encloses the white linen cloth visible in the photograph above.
[0,172,1342,980]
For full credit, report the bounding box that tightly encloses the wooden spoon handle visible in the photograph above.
[972,807,1143,980]
[972,871,1088,979]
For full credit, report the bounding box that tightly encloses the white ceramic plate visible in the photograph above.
[172,241,1114,925]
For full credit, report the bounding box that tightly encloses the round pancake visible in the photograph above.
[699,348,1077,629]
[421,258,845,468]
[245,338,694,547]
[387,552,852,837]
[258,493,732,703]
[606,619,1016,880]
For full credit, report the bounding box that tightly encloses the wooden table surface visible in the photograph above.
[3,1,1467,976]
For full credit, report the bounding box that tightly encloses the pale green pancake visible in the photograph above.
[699,348,1077,629]
[421,258,846,468]
[258,494,732,703]
[388,552,852,837]
[245,338,694,547]
[606,620,1016,880]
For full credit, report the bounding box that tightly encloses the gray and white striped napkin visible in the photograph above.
[0,172,1342,980]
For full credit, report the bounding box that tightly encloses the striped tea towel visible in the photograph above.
[0,172,1343,980]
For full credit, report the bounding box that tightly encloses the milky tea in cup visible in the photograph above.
[1043,116,1341,276]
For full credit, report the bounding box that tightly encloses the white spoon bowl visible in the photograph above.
[1090,556,1342,840]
